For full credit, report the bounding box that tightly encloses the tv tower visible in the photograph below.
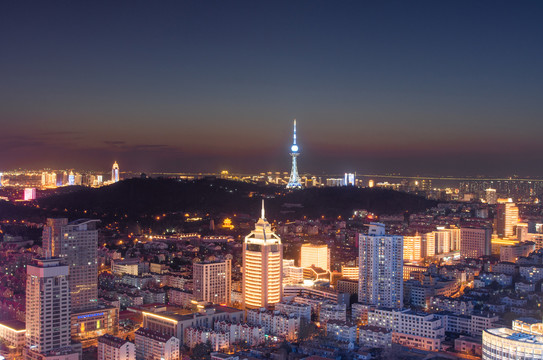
[286,119,302,189]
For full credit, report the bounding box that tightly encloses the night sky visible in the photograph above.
[1,1,543,176]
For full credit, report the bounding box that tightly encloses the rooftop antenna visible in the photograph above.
[261,199,265,220]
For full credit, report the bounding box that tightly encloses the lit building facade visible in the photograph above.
[483,326,543,360]
[25,258,78,360]
[358,223,403,308]
[460,227,492,258]
[300,244,330,271]
[193,258,232,306]
[43,218,99,312]
[243,202,282,309]
[496,202,519,238]
[112,161,120,183]
[0,320,26,358]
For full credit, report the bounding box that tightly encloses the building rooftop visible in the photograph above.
[135,327,174,343]
[0,319,25,332]
[485,328,543,345]
[98,334,130,348]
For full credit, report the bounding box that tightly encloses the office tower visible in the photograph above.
[460,227,492,258]
[68,171,75,186]
[97,334,135,360]
[358,223,403,308]
[0,172,3,187]
[243,201,283,309]
[300,244,330,271]
[496,202,519,238]
[485,188,497,204]
[286,119,302,189]
[24,188,36,201]
[43,218,99,312]
[344,173,355,186]
[25,258,75,359]
[193,258,232,305]
[112,161,120,183]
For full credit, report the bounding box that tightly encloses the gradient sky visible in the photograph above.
[1,1,543,176]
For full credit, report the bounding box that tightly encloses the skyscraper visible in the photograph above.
[25,258,78,359]
[243,201,283,309]
[112,161,120,183]
[496,202,519,238]
[300,244,330,271]
[286,119,302,189]
[193,257,232,306]
[358,223,403,309]
[43,218,99,312]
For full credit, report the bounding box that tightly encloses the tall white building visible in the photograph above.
[112,161,120,183]
[25,258,78,360]
[193,258,232,305]
[358,223,403,308]
[43,218,99,312]
[243,201,283,309]
[300,244,330,271]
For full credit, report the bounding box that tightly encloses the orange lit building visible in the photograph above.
[243,202,283,309]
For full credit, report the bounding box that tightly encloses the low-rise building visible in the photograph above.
[214,321,266,346]
[319,303,347,323]
[134,327,179,360]
[275,301,311,321]
[97,334,135,360]
[358,325,392,348]
[184,327,229,351]
[246,308,300,341]
[325,320,357,344]
[0,320,25,357]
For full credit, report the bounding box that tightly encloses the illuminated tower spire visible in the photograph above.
[286,119,302,189]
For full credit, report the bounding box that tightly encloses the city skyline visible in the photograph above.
[1,2,543,176]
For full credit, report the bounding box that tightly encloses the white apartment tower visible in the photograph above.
[43,218,99,312]
[193,257,232,305]
[300,244,330,271]
[243,201,283,309]
[25,258,73,359]
[358,223,403,308]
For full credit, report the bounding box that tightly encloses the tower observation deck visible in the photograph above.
[286,119,302,189]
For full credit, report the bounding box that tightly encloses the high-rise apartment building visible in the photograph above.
[193,258,232,305]
[43,218,99,312]
[460,227,492,258]
[243,202,283,309]
[358,223,403,308]
[300,244,330,271]
[25,258,78,360]
[403,235,422,261]
[496,202,519,238]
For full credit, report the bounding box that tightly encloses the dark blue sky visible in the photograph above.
[1,1,542,176]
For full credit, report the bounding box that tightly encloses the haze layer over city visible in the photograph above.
[1,2,543,360]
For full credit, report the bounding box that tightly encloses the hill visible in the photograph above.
[35,178,436,220]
